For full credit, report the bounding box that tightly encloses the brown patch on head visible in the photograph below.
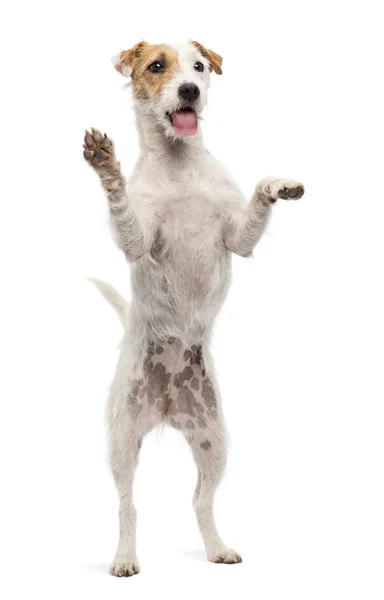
[114,42,149,76]
[191,41,223,75]
[114,42,180,100]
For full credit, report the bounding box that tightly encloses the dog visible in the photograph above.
[83,40,304,577]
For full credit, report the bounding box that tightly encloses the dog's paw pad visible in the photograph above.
[261,179,304,203]
[110,561,140,577]
[211,549,242,564]
[83,129,114,165]
[277,185,304,200]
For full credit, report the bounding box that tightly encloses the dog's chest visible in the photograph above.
[160,192,220,243]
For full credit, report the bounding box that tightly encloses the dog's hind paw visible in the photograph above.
[83,128,114,166]
[110,560,140,577]
[209,548,242,564]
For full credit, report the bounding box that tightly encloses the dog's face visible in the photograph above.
[113,41,222,139]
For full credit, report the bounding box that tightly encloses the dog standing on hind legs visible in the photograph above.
[83,40,304,577]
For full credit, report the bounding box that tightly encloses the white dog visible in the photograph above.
[83,40,304,577]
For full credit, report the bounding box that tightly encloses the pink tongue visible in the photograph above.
[172,111,198,135]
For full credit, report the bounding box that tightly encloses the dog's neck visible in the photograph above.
[134,103,205,166]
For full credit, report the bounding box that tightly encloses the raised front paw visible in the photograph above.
[83,128,114,166]
[259,178,305,203]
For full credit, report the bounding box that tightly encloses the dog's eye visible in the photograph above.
[194,61,204,72]
[148,61,165,73]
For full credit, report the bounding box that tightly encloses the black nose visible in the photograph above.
[178,83,200,103]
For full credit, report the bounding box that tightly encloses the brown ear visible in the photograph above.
[191,41,223,75]
[112,41,148,77]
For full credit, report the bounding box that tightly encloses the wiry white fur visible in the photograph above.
[85,41,304,577]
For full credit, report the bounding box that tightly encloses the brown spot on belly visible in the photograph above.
[184,344,203,366]
[197,415,207,428]
[146,362,172,405]
[176,386,205,417]
[200,440,212,451]
[191,377,200,391]
[202,377,216,411]
[185,420,195,429]
[174,365,193,389]
[127,378,144,419]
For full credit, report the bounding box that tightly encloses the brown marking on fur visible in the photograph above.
[131,379,144,397]
[157,392,174,414]
[186,420,196,430]
[202,377,216,411]
[166,399,178,416]
[200,440,212,451]
[191,377,200,391]
[177,386,197,416]
[184,344,203,366]
[174,365,194,389]
[146,362,172,404]
[176,386,204,417]
[116,43,180,100]
[197,415,207,428]
[170,418,182,430]
[114,41,149,75]
[127,378,144,419]
[191,41,223,75]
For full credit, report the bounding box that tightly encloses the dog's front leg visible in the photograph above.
[223,178,304,257]
[83,128,146,262]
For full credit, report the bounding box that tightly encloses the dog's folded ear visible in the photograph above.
[191,41,223,75]
[112,42,149,77]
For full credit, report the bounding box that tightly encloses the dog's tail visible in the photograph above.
[88,277,129,326]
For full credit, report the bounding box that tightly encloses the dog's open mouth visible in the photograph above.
[166,107,198,136]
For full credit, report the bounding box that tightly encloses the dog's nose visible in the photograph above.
[178,83,200,103]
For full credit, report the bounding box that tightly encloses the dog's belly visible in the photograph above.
[127,338,218,439]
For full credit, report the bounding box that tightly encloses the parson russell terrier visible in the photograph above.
[83,40,304,577]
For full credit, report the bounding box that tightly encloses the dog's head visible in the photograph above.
[112,41,222,139]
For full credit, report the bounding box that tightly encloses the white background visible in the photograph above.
[1,1,383,598]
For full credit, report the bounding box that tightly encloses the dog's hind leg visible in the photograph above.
[168,344,242,564]
[167,344,241,563]
[108,397,142,577]
[187,421,242,564]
